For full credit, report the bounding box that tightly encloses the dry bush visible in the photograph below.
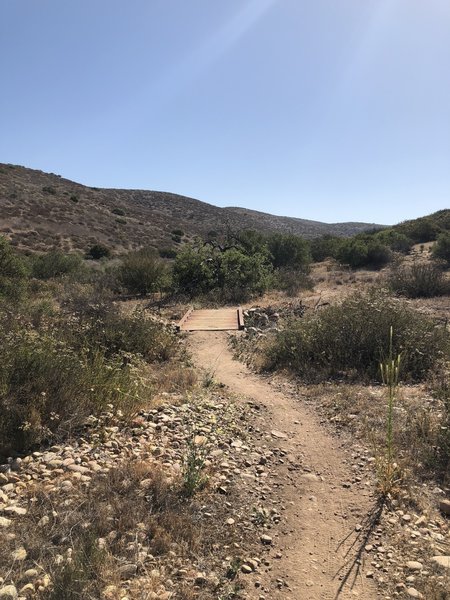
[262,289,449,383]
[273,267,314,297]
[0,329,145,456]
[387,262,450,298]
[150,362,198,395]
[61,289,180,363]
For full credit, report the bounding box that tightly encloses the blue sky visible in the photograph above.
[1,0,449,224]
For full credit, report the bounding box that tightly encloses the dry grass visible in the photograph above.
[149,362,198,396]
[306,382,450,490]
[0,460,206,598]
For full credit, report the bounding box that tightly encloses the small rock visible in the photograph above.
[18,583,34,597]
[406,588,423,599]
[260,535,272,545]
[118,564,137,579]
[0,585,18,600]
[270,430,287,439]
[0,517,11,528]
[12,547,27,561]
[194,573,207,586]
[405,561,423,572]
[401,514,412,522]
[431,555,450,569]
[21,570,38,582]
[194,435,207,446]
[4,506,27,516]
[241,564,253,574]
[439,499,450,516]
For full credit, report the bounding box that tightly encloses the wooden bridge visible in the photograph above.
[177,307,244,332]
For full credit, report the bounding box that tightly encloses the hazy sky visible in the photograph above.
[1,1,449,224]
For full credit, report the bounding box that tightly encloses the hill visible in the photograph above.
[0,163,383,254]
[393,209,450,243]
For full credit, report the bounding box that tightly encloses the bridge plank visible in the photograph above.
[177,308,244,331]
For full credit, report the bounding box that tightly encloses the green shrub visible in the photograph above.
[171,234,182,244]
[397,216,440,243]
[42,186,56,195]
[262,289,449,382]
[112,207,125,216]
[172,244,217,296]
[159,247,177,259]
[0,236,29,299]
[171,228,184,237]
[432,232,450,266]
[337,237,391,269]
[117,247,168,295]
[86,243,111,260]
[309,235,341,262]
[374,230,413,254]
[173,242,272,301]
[69,194,79,203]
[388,262,449,298]
[267,233,311,270]
[218,248,273,302]
[115,217,127,225]
[30,251,83,279]
[234,230,267,255]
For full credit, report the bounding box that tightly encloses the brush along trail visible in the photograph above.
[190,331,381,600]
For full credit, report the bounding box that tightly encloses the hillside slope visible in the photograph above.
[0,163,382,253]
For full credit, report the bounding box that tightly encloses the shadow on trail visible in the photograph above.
[333,496,386,599]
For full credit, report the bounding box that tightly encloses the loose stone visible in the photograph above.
[431,556,450,569]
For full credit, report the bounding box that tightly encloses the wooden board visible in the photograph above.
[177,308,244,332]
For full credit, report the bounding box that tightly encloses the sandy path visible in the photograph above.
[189,331,380,600]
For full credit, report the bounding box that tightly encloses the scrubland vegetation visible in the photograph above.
[261,289,449,383]
[1,207,448,460]
[0,236,181,459]
[0,206,449,599]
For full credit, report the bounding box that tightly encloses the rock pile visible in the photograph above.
[242,302,305,339]
[0,391,288,599]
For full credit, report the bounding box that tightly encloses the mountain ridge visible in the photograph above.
[0,163,384,254]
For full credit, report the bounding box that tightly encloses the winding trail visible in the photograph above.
[189,331,380,600]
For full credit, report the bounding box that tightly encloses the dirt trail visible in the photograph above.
[189,331,380,600]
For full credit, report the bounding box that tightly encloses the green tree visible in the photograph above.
[219,248,272,300]
[337,237,391,269]
[267,233,311,270]
[173,241,272,300]
[172,244,217,295]
[309,235,341,262]
[374,230,413,254]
